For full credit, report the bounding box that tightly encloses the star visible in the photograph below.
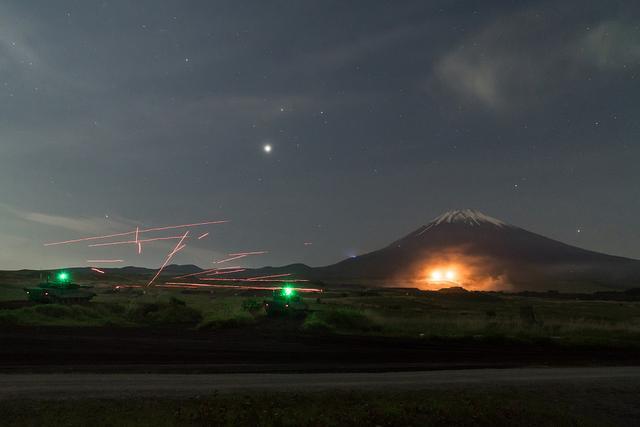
[263,144,272,153]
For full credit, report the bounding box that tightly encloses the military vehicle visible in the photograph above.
[24,271,96,304]
[264,285,309,316]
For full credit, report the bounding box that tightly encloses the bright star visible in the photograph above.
[263,144,272,153]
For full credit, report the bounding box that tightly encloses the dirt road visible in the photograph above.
[1,367,639,399]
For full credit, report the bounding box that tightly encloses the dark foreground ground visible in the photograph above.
[1,367,639,398]
[2,323,640,425]
[1,377,639,426]
[2,321,640,373]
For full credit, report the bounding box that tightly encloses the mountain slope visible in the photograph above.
[313,209,640,291]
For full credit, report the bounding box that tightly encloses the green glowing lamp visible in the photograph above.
[282,286,295,298]
[57,271,70,283]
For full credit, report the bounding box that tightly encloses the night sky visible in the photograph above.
[1,1,639,270]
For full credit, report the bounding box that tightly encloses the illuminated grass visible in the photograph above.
[303,295,640,347]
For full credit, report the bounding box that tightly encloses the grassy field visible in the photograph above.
[2,384,636,427]
[304,292,640,348]
[1,274,640,348]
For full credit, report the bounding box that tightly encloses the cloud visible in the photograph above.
[580,20,640,69]
[294,24,422,73]
[431,11,566,112]
[435,47,508,109]
[0,5,40,69]
[0,203,134,234]
[430,8,637,112]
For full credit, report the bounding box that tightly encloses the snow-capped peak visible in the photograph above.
[430,209,508,227]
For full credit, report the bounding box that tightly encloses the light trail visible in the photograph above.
[45,230,134,247]
[162,282,321,292]
[86,259,124,263]
[171,266,247,280]
[91,268,105,274]
[114,284,143,289]
[142,220,227,234]
[197,232,209,240]
[43,220,228,246]
[88,236,184,247]
[172,267,222,280]
[210,268,246,275]
[147,231,190,287]
[135,227,141,254]
[227,251,268,256]
[161,283,279,291]
[214,254,247,264]
[199,277,308,283]
[247,273,292,281]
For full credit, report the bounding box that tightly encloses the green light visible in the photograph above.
[57,272,70,283]
[282,286,295,298]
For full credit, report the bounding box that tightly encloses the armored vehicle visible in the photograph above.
[264,286,308,317]
[24,271,95,304]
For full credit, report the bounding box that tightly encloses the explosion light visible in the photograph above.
[429,268,459,283]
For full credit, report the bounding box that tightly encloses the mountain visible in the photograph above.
[312,209,640,292]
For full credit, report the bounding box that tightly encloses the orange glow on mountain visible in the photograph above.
[425,263,466,287]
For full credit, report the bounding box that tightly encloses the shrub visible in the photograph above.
[241,299,263,313]
[301,313,332,333]
[34,304,73,318]
[197,311,254,330]
[125,300,202,326]
[302,308,380,333]
[0,310,20,326]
